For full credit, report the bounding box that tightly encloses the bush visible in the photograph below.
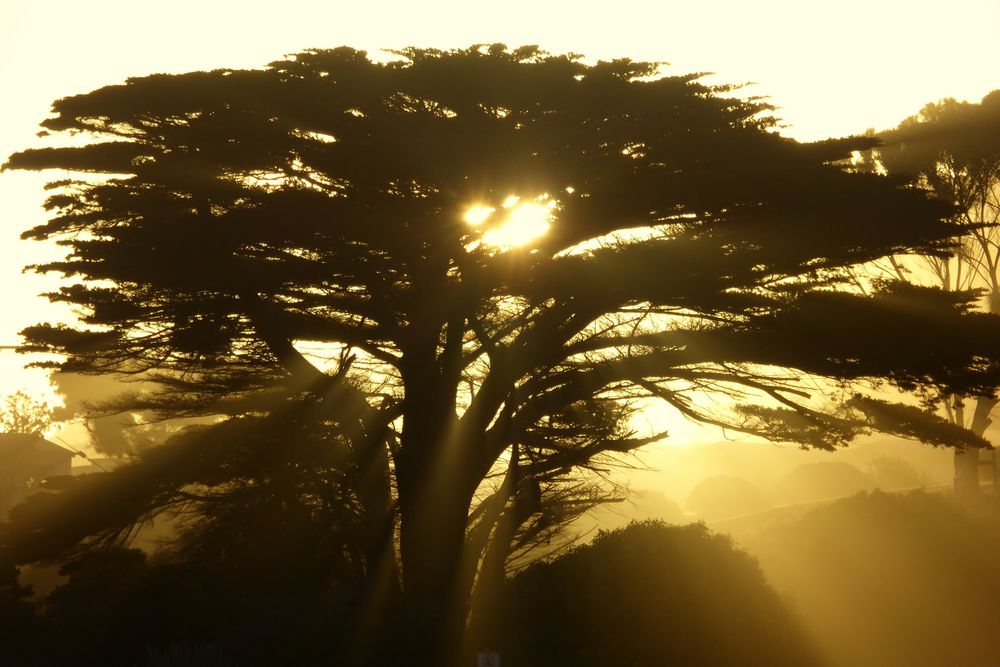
[37,547,362,666]
[0,555,47,665]
[497,521,824,666]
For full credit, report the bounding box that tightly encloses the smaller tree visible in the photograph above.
[0,391,53,436]
[861,91,1000,494]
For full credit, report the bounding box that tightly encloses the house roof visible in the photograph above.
[0,433,75,468]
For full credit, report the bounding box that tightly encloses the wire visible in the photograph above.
[52,435,111,472]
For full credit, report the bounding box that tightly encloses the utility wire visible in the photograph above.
[52,434,111,472]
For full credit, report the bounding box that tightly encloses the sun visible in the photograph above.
[463,194,557,250]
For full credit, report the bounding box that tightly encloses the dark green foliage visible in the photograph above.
[31,547,364,667]
[43,549,209,666]
[0,556,46,665]
[498,521,824,667]
[752,491,1000,667]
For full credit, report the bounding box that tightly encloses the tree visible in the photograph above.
[861,91,1000,494]
[6,45,1000,664]
[0,390,52,436]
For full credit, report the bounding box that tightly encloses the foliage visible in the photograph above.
[30,547,357,666]
[498,520,824,666]
[0,391,53,436]
[0,554,46,665]
[859,91,1000,489]
[867,455,927,489]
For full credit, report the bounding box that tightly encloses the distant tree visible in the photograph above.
[867,455,927,490]
[0,390,52,436]
[7,46,1000,664]
[860,91,1000,494]
[773,461,874,505]
[685,475,771,521]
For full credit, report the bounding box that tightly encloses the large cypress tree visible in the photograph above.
[6,46,1000,664]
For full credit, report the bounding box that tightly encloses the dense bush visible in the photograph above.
[0,557,47,665]
[4,547,369,666]
[496,521,824,666]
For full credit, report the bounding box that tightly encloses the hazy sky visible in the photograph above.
[1,0,998,428]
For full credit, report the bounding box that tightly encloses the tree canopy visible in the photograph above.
[860,90,1000,492]
[6,45,1000,664]
[0,391,53,436]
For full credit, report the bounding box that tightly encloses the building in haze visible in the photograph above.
[0,433,75,518]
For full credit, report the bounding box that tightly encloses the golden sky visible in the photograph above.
[1,0,998,423]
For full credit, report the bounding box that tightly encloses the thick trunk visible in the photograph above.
[397,487,474,666]
[389,300,487,664]
[393,379,481,667]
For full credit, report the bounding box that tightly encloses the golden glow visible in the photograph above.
[466,195,557,249]
[463,205,495,226]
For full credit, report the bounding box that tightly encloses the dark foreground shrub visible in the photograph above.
[28,547,362,666]
[0,556,47,665]
[496,520,824,667]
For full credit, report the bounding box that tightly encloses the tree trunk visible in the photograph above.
[346,426,402,665]
[393,378,481,667]
[465,503,520,658]
[954,447,981,497]
[955,395,998,497]
[396,461,478,667]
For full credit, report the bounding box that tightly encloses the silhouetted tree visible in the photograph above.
[685,475,771,521]
[0,391,52,436]
[7,46,1000,664]
[861,91,1000,494]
